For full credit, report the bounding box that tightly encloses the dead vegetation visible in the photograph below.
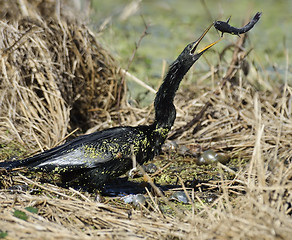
[0,1,292,239]
[0,0,123,152]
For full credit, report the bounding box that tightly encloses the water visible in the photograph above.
[89,0,292,104]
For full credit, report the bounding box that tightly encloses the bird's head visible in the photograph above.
[178,23,221,67]
[154,24,221,130]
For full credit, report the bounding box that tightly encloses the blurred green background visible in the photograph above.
[85,0,291,104]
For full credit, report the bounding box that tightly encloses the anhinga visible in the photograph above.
[0,24,220,190]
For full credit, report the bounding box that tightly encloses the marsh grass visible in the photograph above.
[0,1,291,239]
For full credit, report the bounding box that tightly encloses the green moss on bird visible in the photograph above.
[153,127,169,139]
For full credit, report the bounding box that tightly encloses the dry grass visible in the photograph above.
[0,1,292,239]
[0,0,122,151]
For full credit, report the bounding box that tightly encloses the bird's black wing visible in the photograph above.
[0,126,146,171]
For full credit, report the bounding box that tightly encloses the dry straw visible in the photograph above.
[0,0,123,151]
[0,1,292,239]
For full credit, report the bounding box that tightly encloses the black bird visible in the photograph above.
[0,24,220,190]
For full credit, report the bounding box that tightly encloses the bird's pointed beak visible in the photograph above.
[191,23,222,55]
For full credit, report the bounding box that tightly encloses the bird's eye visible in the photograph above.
[187,45,193,53]
[188,44,195,54]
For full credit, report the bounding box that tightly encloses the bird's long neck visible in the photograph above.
[154,58,192,130]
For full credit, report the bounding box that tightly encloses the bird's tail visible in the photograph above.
[0,146,61,170]
[0,138,75,171]
[0,156,38,170]
[0,160,19,170]
[0,134,89,171]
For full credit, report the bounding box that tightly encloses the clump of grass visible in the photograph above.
[0,0,123,152]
